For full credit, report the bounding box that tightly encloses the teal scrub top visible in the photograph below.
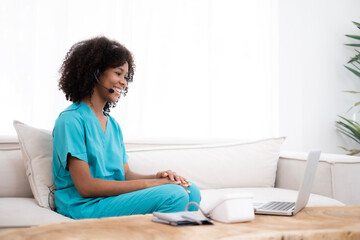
[52,101,128,218]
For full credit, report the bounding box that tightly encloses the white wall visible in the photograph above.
[278,0,360,153]
[0,0,279,142]
[1,0,360,154]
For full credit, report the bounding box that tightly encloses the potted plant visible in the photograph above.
[336,21,360,155]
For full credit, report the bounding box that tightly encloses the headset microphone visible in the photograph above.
[93,71,115,93]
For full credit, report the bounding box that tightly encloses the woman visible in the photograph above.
[52,36,201,219]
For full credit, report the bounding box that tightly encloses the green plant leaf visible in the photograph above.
[338,146,360,155]
[338,21,360,152]
[353,61,360,66]
[348,56,360,63]
[337,117,360,142]
[348,54,360,64]
[337,128,360,144]
[345,65,360,78]
[353,21,360,28]
[337,116,360,134]
[338,115,360,131]
[336,124,360,144]
[345,34,360,40]
[349,149,360,155]
[349,59,360,64]
[345,44,360,47]
[351,62,360,71]
[336,121,357,136]
[338,146,348,151]
[343,90,360,94]
[346,102,360,113]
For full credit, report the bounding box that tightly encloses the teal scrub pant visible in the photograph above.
[71,182,201,219]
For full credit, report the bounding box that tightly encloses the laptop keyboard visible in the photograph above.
[258,201,295,211]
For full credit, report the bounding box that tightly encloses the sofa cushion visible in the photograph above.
[200,188,345,213]
[0,147,32,197]
[127,137,285,189]
[0,198,72,228]
[13,120,54,209]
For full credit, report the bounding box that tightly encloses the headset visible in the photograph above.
[93,69,115,93]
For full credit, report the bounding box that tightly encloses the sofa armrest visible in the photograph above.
[0,136,20,150]
[276,151,360,205]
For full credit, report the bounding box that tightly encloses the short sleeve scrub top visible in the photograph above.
[52,101,128,219]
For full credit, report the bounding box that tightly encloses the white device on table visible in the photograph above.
[254,150,321,216]
[152,193,255,225]
[204,193,255,223]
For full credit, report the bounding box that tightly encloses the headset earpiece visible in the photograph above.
[93,68,115,94]
[93,69,100,80]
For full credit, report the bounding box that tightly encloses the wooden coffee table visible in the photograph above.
[1,206,359,240]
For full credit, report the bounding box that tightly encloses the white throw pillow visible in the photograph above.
[13,120,54,209]
[127,137,286,189]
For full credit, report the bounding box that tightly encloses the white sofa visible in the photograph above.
[1,124,360,232]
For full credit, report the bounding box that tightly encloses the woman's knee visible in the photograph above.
[155,184,189,212]
[187,182,201,211]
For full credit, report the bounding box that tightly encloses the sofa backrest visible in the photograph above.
[0,137,284,197]
[0,137,32,197]
[126,138,285,189]
[2,137,359,205]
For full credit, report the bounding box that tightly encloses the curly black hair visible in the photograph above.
[58,36,135,112]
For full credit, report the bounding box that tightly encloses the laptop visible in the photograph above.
[254,150,321,216]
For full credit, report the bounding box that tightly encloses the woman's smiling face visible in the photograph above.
[98,62,129,103]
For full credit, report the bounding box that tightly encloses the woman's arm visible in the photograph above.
[123,163,157,180]
[124,163,191,190]
[68,156,173,198]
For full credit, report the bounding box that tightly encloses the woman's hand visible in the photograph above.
[156,170,191,192]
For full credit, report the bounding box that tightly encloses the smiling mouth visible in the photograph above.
[113,87,126,95]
